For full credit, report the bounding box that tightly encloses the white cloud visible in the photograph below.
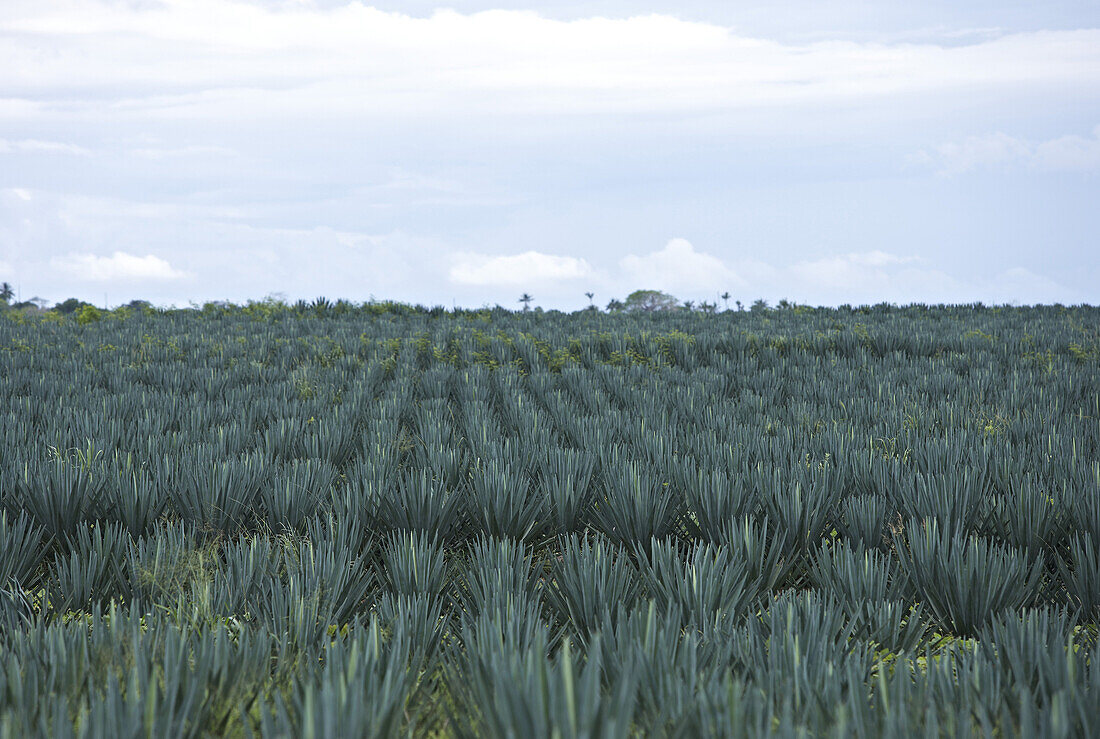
[620,238,746,292]
[1032,126,1100,171]
[450,251,593,285]
[0,4,1097,121]
[129,144,238,160]
[845,251,920,267]
[3,188,33,201]
[0,138,89,155]
[50,251,188,281]
[788,251,921,289]
[917,125,1100,174]
[982,267,1075,304]
[607,244,1079,306]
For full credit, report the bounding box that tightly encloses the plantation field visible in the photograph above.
[0,301,1098,737]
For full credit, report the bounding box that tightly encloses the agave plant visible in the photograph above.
[544,534,641,643]
[259,458,337,535]
[984,477,1068,554]
[378,529,448,599]
[467,459,549,544]
[211,534,283,616]
[676,462,756,542]
[167,452,270,535]
[460,535,540,620]
[742,591,877,725]
[299,412,360,469]
[451,630,637,739]
[283,537,375,626]
[978,607,1080,700]
[835,494,892,551]
[891,470,989,535]
[0,586,34,632]
[16,459,103,545]
[604,603,738,729]
[102,467,166,537]
[263,619,419,738]
[125,521,210,607]
[592,460,680,549]
[374,592,450,678]
[378,469,465,542]
[1057,532,1100,620]
[757,465,841,573]
[0,297,1096,735]
[716,516,793,594]
[47,521,130,613]
[537,447,596,536]
[0,510,45,591]
[897,518,1045,637]
[809,539,910,606]
[639,538,762,631]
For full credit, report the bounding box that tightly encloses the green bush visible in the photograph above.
[75,304,103,325]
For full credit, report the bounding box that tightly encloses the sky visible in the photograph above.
[1,0,1098,310]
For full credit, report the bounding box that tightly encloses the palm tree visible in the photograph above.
[720,292,730,311]
[0,282,13,305]
[735,300,743,312]
[518,293,533,312]
[585,291,594,308]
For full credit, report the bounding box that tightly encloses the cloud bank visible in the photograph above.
[619,238,746,292]
[446,239,1080,307]
[50,251,188,282]
[916,125,1100,174]
[0,138,89,155]
[2,2,1098,121]
[450,251,593,285]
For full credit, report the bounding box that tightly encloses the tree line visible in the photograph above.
[0,281,794,319]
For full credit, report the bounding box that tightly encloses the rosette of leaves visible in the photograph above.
[897,518,1044,637]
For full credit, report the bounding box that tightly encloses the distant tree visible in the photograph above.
[606,298,625,312]
[777,298,792,310]
[9,297,47,312]
[699,301,717,314]
[682,300,695,311]
[54,297,93,315]
[585,291,595,308]
[750,298,770,313]
[720,291,731,311]
[624,289,679,312]
[0,282,12,305]
[735,300,743,312]
[518,293,533,312]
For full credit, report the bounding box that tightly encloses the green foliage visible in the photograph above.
[623,289,678,312]
[53,297,92,315]
[76,304,103,325]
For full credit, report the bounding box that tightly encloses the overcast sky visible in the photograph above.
[2,1,1098,310]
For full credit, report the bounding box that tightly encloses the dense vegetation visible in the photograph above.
[1,301,1098,737]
